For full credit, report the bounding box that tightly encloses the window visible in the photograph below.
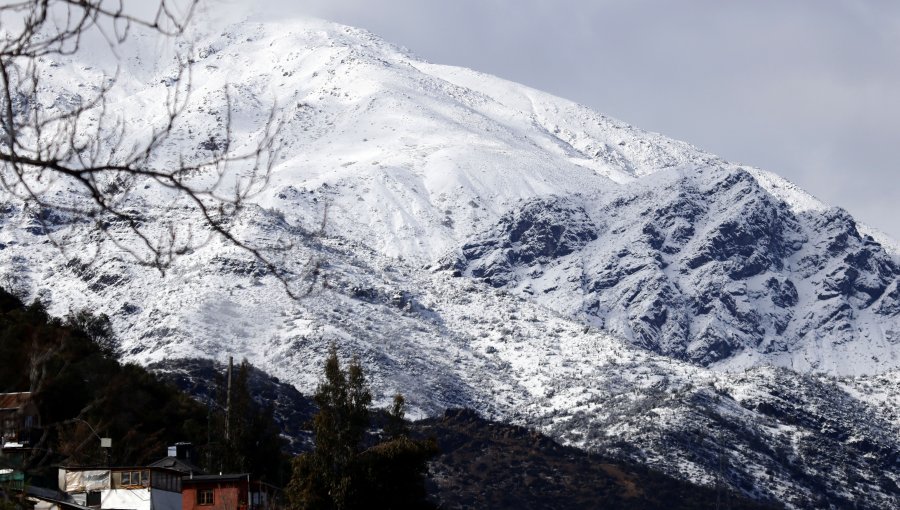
[120,471,147,486]
[2,418,16,441]
[197,489,214,505]
[86,491,101,507]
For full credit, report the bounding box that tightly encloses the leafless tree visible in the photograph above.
[0,1,298,293]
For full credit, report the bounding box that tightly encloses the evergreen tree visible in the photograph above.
[358,392,437,509]
[385,394,409,440]
[287,347,437,510]
[212,359,287,483]
[65,310,119,359]
[288,347,370,509]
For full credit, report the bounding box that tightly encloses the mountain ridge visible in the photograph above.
[0,16,898,508]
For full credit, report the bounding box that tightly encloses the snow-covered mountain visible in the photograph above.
[1,17,898,508]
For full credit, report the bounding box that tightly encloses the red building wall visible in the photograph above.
[182,481,248,510]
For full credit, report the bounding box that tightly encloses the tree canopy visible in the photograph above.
[211,359,289,485]
[0,287,208,479]
[287,347,438,510]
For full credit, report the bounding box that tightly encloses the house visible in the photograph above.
[182,474,278,510]
[58,465,184,510]
[0,392,40,448]
[56,443,278,510]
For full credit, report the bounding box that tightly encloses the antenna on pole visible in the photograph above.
[101,437,112,467]
[225,356,233,441]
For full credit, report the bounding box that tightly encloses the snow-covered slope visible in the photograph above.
[6,17,896,374]
[1,17,899,508]
[7,204,899,508]
[446,168,900,374]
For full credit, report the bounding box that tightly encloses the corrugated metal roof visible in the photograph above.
[0,392,31,410]
[25,485,95,510]
[148,456,205,474]
[183,473,251,483]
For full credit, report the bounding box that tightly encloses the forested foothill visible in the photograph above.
[0,287,286,486]
[0,287,778,509]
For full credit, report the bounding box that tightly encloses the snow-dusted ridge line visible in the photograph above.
[744,167,828,214]
[0,10,896,387]
[1,16,899,508]
[746,166,900,259]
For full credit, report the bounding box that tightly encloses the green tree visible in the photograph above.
[385,394,409,440]
[357,392,437,509]
[65,310,119,359]
[211,360,288,484]
[287,347,437,510]
[288,347,371,509]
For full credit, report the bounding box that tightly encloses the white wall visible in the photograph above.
[100,488,181,510]
[101,488,152,510]
[29,498,59,510]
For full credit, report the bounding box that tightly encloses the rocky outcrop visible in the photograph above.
[447,167,900,370]
[441,196,597,287]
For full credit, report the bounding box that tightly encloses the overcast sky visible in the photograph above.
[215,0,900,240]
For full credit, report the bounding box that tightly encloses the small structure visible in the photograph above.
[26,484,95,510]
[182,474,278,510]
[0,392,40,448]
[58,465,184,510]
[149,443,204,475]
[0,467,25,490]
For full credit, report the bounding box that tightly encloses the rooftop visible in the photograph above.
[0,392,32,411]
[183,474,251,483]
[148,456,205,475]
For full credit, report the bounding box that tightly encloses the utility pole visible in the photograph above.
[715,426,731,510]
[101,437,112,467]
[206,403,212,469]
[715,432,722,510]
[72,418,111,467]
[225,356,233,441]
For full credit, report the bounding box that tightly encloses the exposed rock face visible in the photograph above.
[450,167,900,370]
[442,197,597,286]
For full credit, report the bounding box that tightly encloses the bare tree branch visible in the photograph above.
[0,1,304,297]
